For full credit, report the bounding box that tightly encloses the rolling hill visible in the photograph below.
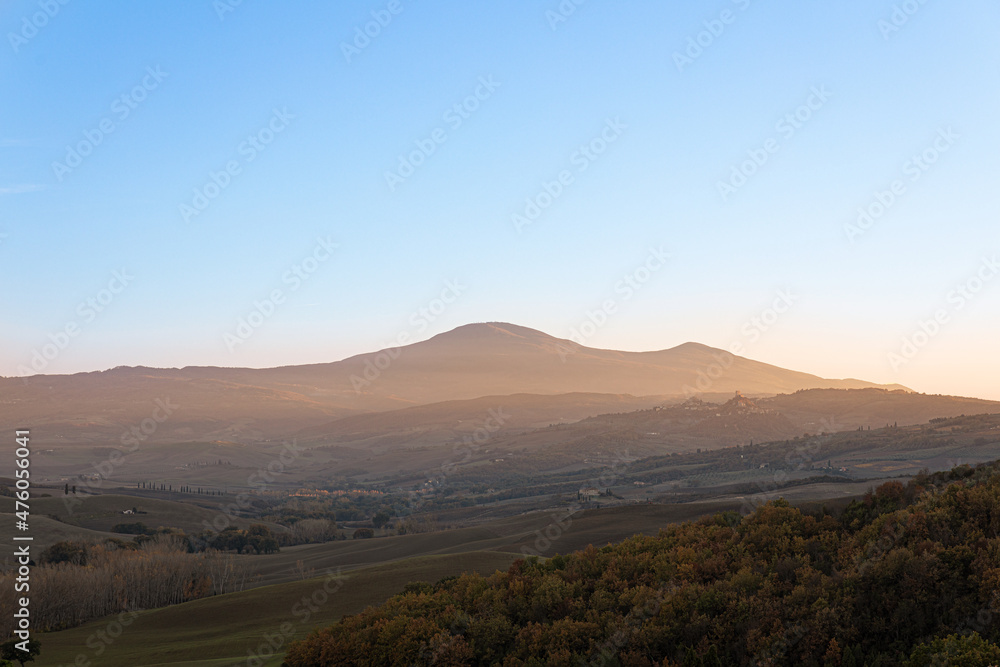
[290,389,1000,482]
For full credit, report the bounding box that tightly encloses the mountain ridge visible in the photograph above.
[7,322,908,391]
[1,322,914,441]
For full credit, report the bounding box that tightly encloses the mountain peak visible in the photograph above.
[436,322,557,341]
[666,341,717,353]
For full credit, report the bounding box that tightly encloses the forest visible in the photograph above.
[283,461,1000,666]
[0,536,256,636]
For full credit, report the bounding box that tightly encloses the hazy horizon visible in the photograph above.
[6,319,992,402]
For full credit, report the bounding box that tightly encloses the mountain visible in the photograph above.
[0,322,908,441]
[331,322,908,403]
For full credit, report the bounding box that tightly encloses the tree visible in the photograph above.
[372,511,391,529]
[39,541,87,565]
[111,522,153,535]
[905,633,1000,666]
[247,524,271,537]
[1,639,41,666]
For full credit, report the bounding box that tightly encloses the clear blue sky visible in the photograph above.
[2,1,998,400]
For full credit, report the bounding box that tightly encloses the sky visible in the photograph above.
[1,1,998,400]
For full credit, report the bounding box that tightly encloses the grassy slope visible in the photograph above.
[0,513,124,561]
[0,492,288,562]
[236,498,761,588]
[35,551,522,667]
[1,492,286,533]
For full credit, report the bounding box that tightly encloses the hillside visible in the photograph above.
[295,392,672,445]
[383,391,1000,479]
[577,393,802,443]
[285,462,1000,666]
[761,388,1000,432]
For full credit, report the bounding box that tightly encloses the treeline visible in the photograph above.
[100,522,284,554]
[284,461,1000,666]
[278,517,340,545]
[0,537,253,635]
[135,480,225,496]
[192,524,279,554]
[262,493,391,525]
